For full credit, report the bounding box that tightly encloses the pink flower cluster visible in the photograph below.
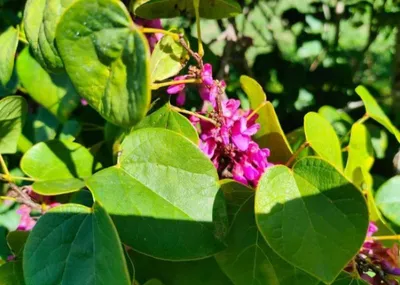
[16,188,60,231]
[346,222,400,285]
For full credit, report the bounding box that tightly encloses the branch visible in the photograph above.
[6,184,42,211]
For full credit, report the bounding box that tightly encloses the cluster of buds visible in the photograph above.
[346,222,400,285]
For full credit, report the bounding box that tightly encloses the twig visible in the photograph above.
[285,142,310,167]
[179,35,203,69]
[7,184,42,211]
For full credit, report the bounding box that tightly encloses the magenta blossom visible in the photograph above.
[346,222,400,285]
[167,75,188,106]
[191,98,272,186]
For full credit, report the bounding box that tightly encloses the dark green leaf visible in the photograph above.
[33,107,59,143]
[255,157,369,283]
[7,231,29,257]
[56,0,151,127]
[59,119,81,142]
[23,203,131,285]
[0,260,25,285]
[0,26,18,85]
[329,272,369,285]
[0,96,27,154]
[87,128,227,260]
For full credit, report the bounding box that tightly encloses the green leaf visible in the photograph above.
[329,272,369,285]
[0,67,19,98]
[17,47,80,122]
[0,26,19,85]
[33,107,59,143]
[355,85,400,142]
[135,103,199,144]
[59,119,81,142]
[21,140,94,195]
[87,128,227,260]
[0,96,28,154]
[366,124,388,159]
[216,182,320,285]
[240,76,292,164]
[131,251,232,285]
[134,0,242,20]
[304,112,343,170]
[23,203,131,285]
[7,231,29,257]
[375,176,400,226]
[255,157,369,283]
[286,127,313,159]
[0,261,25,285]
[144,279,165,285]
[345,123,374,184]
[318,105,353,140]
[56,0,151,127]
[23,0,76,72]
[150,30,189,82]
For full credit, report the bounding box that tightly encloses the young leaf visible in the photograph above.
[135,103,199,144]
[17,48,80,122]
[304,112,343,170]
[23,0,74,72]
[150,30,189,82]
[0,261,25,285]
[255,157,369,284]
[240,76,292,164]
[131,251,232,285]
[20,140,94,195]
[375,176,400,226]
[344,123,374,184]
[56,0,151,127]
[0,96,28,154]
[355,85,400,142]
[134,0,242,20]
[216,183,320,285]
[87,128,228,260]
[0,26,19,86]
[23,203,131,285]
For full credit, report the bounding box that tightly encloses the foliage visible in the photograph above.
[0,0,399,285]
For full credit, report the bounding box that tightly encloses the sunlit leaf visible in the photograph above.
[0,26,19,85]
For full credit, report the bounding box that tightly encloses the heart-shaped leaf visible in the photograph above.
[134,0,242,20]
[23,203,131,285]
[135,103,198,143]
[17,47,80,122]
[0,96,27,154]
[56,0,151,127]
[255,157,369,283]
[356,85,400,142]
[150,30,189,82]
[0,26,19,85]
[375,176,400,226]
[87,128,228,260]
[344,123,374,186]
[216,180,320,285]
[304,112,343,170]
[21,140,94,195]
[131,251,232,285]
[0,261,25,285]
[23,0,77,72]
[240,76,292,164]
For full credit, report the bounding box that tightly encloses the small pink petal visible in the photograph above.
[201,64,213,86]
[176,91,186,106]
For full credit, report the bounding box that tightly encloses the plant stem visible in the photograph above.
[171,106,218,125]
[247,101,268,121]
[0,174,36,182]
[193,0,204,57]
[152,79,202,90]
[0,196,16,202]
[7,184,41,210]
[0,154,10,178]
[179,35,203,68]
[367,235,400,241]
[141,28,179,41]
[18,36,28,44]
[285,142,310,167]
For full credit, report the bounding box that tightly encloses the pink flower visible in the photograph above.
[167,75,188,106]
[231,117,260,151]
[201,64,214,86]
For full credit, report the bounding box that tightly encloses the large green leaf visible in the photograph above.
[329,272,369,285]
[375,176,400,226]
[131,251,232,285]
[87,128,227,260]
[216,181,319,285]
[56,0,151,127]
[20,140,94,195]
[150,30,189,82]
[23,203,131,285]
[23,0,76,72]
[255,157,369,283]
[344,123,374,184]
[240,76,292,164]
[17,47,79,122]
[134,0,242,20]
[0,96,28,154]
[33,107,59,143]
[0,261,25,285]
[135,103,199,143]
[304,112,343,170]
[355,85,400,142]
[0,26,18,85]
[7,231,29,257]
